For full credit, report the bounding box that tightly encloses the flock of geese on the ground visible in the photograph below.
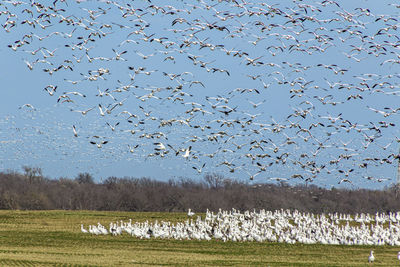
[1,0,400,185]
[82,208,400,248]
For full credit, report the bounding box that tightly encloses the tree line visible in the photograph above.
[0,167,399,213]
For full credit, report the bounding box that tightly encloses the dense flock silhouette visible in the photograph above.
[1,0,399,186]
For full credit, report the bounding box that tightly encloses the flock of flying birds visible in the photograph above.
[1,0,399,186]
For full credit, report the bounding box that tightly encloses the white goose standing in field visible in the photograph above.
[368,250,374,264]
[98,223,108,235]
[81,224,88,233]
[89,225,100,235]
[187,209,195,217]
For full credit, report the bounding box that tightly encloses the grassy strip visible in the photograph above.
[0,210,399,266]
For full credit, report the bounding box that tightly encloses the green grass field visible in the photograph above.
[0,210,399,266]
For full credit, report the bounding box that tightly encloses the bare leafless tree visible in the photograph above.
[1,168,399,213]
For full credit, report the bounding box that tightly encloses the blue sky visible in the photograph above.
[0,0,399,189]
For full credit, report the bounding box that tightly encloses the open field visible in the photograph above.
[1,210,400,266]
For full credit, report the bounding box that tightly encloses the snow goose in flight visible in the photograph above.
[72,125,78,137]
[98,104,105,116]
[192,163,206,174]
[154,142,166,151]
[70,107,94,116]
[128,144,139,153]
[182,146,192,158]
[19,104,36,111]
[90,140,108,148]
